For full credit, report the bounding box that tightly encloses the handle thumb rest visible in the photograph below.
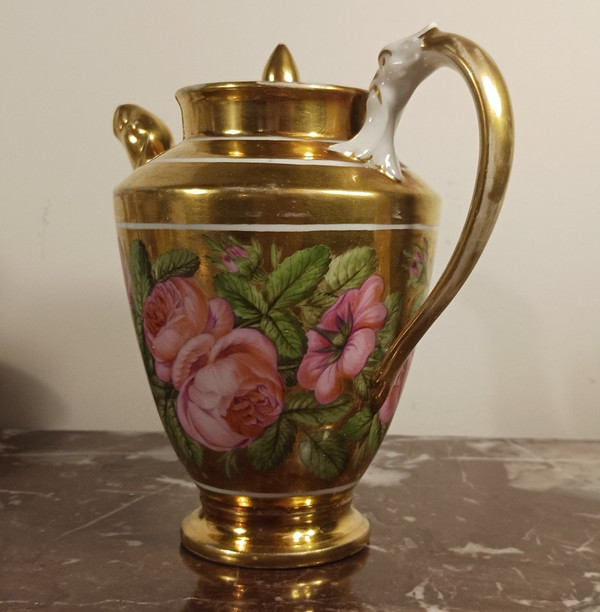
[371,27,514,406]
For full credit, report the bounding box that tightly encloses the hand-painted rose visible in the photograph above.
[142,277,210,383]
[177,328,285,452]
[142,277,233,386]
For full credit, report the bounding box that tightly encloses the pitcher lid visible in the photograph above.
[175,45,367,140]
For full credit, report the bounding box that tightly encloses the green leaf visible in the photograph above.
[149,377,172,404]
[251,237,262,258]
[234,257,259,279]
[259,310,307,361]
[304,291,337,310]
[353,438,370,468]
[277,362,299,387]
[248,417,297,472]
[366,415,384,455]
[132,311,154,376]
[235,244,262,280]
[351,348,383,401]
[270,243,282,270]
[214,274,268,322]
[409,287,428,319]
[321,247,378,295]
[350,416,385,468]
[152,384,204,466]
[251,268,270,285]
[341,406,375,442]
[353,371,372,401]
[285,391,354,428]
[128,240,155,377]
[202,234,223,253]
[152,249,200,283]
[377,291,404,350]
[129,240,153,315]
[221,451,239,479]
[182,433,205,465]
[150,382,174,427]
[264,246,331,310]
[163,394,204,466]
[299,430,348,480]
[300,291,337,327]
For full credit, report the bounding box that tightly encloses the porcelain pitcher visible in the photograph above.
[113,26,513,567]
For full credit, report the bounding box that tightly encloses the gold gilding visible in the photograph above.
[174,82,367,140]
[113,104,173,168]
[262,44,300,83]
[180,490,370,568]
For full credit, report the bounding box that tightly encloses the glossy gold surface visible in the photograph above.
[262,44,300,83]
[114,150,439,227]
[174,82,367,140]
[181,489,370,568]
[113,104,173,168]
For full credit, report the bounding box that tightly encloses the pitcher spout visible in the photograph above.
[113,104,173,168]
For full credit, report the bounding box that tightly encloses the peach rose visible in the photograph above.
[142,278,233,385]
[177,329,285,451]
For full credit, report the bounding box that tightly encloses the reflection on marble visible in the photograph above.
[1,431,599,610]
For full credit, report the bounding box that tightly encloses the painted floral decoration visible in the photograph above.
[124,236,429,480]
[404,239,429,287]
[298,275,387,404]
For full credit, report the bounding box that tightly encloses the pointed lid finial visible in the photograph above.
[262,44,300,83]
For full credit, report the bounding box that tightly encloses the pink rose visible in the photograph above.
[222,246,249,273]
[177,329,285,451]
[142,278,233,385]
[378,353,413,425]
[169,298,235,389]
[297,275,387,404]
[406,246,427,287]
[409,250,425,279]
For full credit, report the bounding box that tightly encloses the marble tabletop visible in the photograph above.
[1,430,599,611]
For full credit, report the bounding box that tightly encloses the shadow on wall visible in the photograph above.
[0,361,68,429]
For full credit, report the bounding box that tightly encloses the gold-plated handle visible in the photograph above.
[113,104,173,168]
[372,28,514,405]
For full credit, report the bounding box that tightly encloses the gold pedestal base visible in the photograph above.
[180,488,370,568]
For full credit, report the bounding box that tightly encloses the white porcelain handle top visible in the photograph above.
[329,25,438,180]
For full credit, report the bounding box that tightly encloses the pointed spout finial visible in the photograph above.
[262,44,300,83]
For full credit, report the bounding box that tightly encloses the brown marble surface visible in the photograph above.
[1,430,599,611]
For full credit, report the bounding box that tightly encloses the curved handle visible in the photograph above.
[365,27,514,405]
[113,104,173,168]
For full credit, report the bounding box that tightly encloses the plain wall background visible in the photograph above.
[1,0,598,438]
